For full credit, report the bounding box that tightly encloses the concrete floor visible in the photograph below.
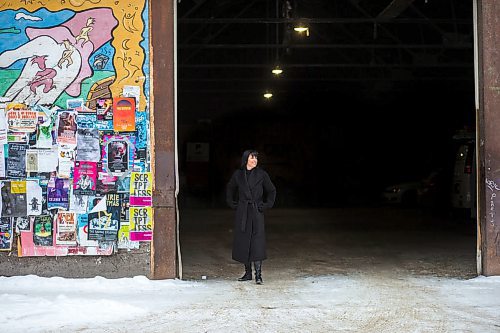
[179,206,477,281]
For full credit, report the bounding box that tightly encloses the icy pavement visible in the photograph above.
[2,273,500,333]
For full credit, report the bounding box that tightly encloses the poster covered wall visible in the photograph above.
[0,1,152,257]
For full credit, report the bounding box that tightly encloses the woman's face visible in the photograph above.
[246,154,258,170]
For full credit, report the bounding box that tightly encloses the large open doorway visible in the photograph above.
[176,1,477,280]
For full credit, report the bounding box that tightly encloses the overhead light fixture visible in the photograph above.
[293,25,309,36]
[271,66,283,75]
[263,92,273,99]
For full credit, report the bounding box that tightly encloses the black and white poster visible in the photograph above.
[6,143,27,178]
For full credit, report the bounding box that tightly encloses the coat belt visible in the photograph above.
[239,200,256,232]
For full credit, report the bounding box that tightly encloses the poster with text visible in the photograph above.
[56,111,77,146]
[26,149,58,173]
[96,164,118,195]
[88,210,119,242]
[76,128,100,162]
[1,181,27,217]
[47,177,70,210]
[113,97,136,132]
[76,114,97,130]
[57,145,75,178]
[106,193,121,227]
[6,109,37,132]
[129,206,153,241]
[129,172,152,206]
[55,212,77,246]
[73,161,97,196]
[6,143,27,178]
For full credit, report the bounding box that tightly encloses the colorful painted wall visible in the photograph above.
[0,1,153,258]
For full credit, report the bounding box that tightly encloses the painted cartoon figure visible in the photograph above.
[0,8,118,105]
[29,55,57,94]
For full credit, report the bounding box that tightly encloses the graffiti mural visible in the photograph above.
[0,0,149,111]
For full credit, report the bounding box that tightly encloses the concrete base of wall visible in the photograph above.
[0,245,151,278]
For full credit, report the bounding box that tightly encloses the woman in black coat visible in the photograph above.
[226,150,276,284]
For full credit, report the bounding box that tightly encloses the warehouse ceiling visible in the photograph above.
[177,0,474,117]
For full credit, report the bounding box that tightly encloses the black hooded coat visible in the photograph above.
[226,151,277,263]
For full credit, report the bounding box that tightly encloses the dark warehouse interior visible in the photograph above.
[177,0,475,213]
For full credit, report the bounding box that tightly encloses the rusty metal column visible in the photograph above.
[150,0,177,279]
[477,0,500,276]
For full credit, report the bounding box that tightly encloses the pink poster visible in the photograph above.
[73,161,97,195]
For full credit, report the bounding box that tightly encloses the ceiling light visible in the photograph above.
[271,66,283,75]
[263,92,273,99]
[293,26,309,36]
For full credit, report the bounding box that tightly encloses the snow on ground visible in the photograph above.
[2,274,500,333]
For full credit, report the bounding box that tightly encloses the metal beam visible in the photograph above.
[178,17,471,24]
[377,0,416,19]
[179,43,472,49]
[179,63,472,68]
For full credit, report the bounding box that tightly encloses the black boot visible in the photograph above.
[254,261,263,284]
[237,263,252,281]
